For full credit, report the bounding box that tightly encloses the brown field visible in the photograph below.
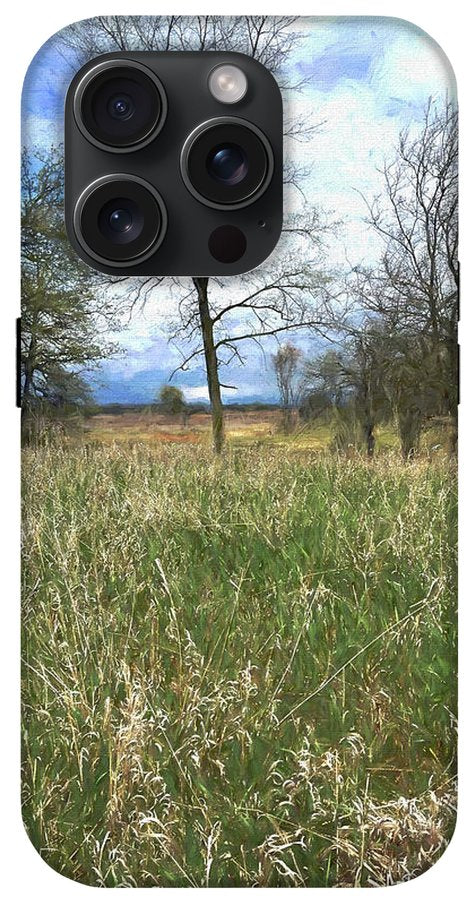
[85,407,302,446]
[82,408,452,455]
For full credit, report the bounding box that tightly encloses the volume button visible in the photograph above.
[16,317,21,408]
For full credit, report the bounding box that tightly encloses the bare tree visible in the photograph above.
[165,248,334,451]
[352,100,458,453]
[271,342,302,432]
[54,15,337,453]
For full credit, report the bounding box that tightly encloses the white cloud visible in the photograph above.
[374,19,456,108]
[182,385,210,401]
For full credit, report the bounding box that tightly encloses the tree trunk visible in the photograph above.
[21,332,36,443]
[360,383,375,458]
[282,406,292,433]
[363,421,375,458]
[193,277,225,454]
[398,406,421,460]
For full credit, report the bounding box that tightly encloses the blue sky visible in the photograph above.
[22,17,456,405]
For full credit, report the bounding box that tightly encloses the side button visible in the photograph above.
[16,317,21,408]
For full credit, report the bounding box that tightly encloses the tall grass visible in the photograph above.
[21,443,457,886]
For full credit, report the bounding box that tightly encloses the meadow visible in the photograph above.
[21,420,457,886]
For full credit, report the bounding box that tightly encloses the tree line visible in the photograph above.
[271,101,458,459]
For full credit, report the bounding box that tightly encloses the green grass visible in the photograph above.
[21,442,457,886]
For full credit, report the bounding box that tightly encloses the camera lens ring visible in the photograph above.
[73,174,167,268]
[180,117,274,210]
[73,59,167,152]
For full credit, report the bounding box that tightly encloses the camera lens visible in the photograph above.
[181,117,274,209]
[207,145,249,186]
[73,175,167,267]
[108,94,135,121]
[108,207,134,233]
[97,199,144,245]
[74,60,167,151]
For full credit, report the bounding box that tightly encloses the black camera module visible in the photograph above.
[181,117,273,209]
[73,174,167,267]
[73,59,167,151]
[66,52,283,274]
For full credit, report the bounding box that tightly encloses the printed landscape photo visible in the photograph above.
[21,16,457,887]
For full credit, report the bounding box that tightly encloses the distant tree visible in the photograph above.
[303,349,349,412]
[377,331,444,459]
[308,323,449,459]
[352,100,458,454]
[21,147,120,439]
[271,342,302,432]
[305,325,391,457]
[156,384,186,417]
[38,368,94,409]
[20,369,96,445]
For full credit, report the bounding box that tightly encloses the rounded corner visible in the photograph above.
[380,16,458,100]
[381,798,458,889]
[21,17,81,103]
[20,803,87,886]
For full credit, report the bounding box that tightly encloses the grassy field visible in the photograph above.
[21,435,457,886]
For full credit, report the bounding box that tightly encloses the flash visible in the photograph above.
[208,64,248,104]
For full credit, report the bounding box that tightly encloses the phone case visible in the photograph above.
[21,16,458,887]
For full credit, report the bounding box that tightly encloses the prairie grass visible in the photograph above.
[21,442,457,886]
